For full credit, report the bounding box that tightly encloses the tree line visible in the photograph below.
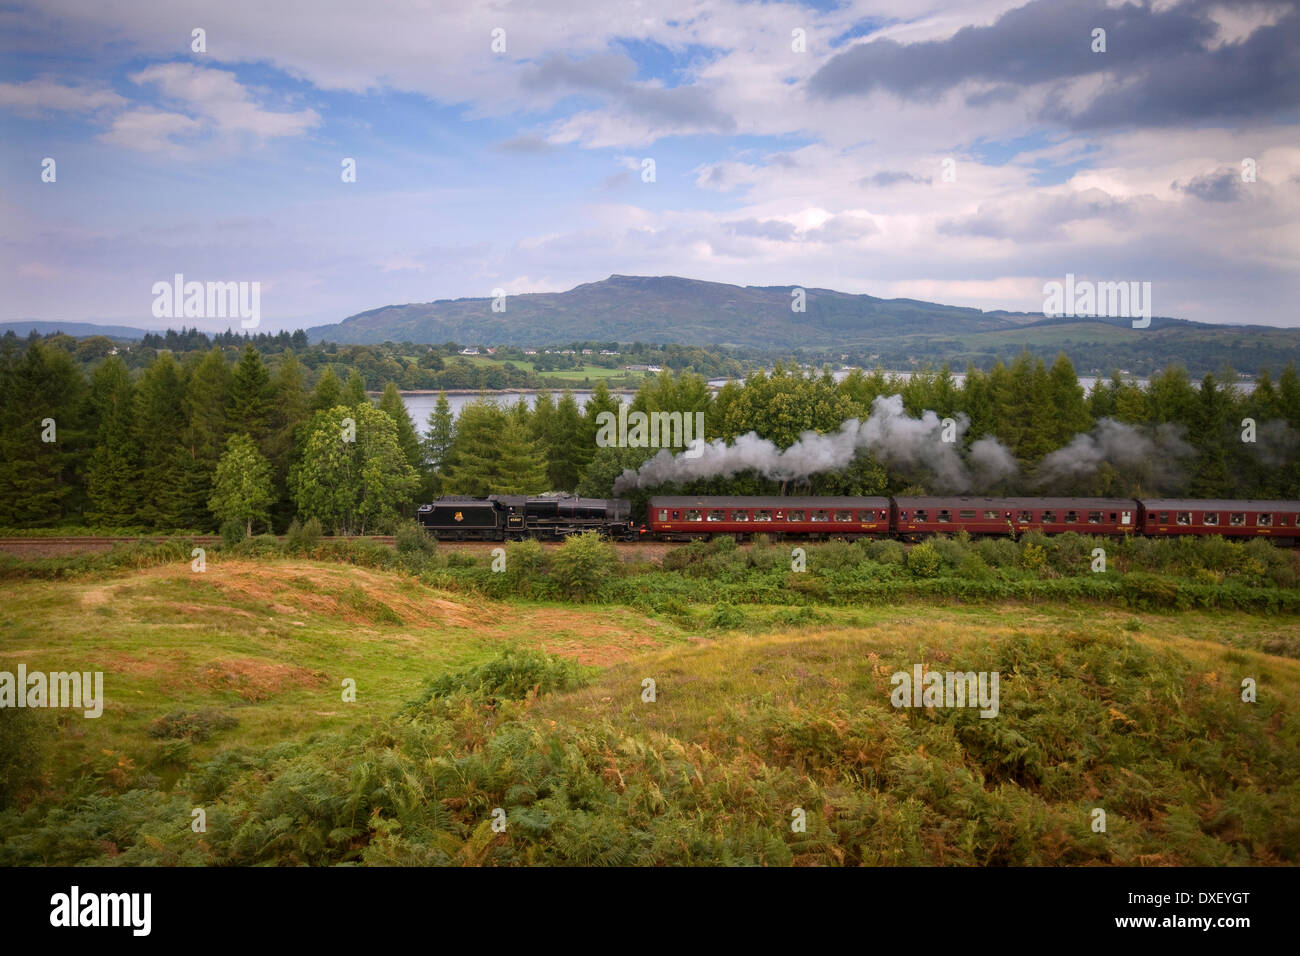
[1,335,1298,534]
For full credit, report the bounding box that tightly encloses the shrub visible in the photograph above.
[957,552,993,580]
[812,540,860,572]
[394,519,436,556]
[1020,541,1048,574]
[147,709,239,743]
[411,648,585,707]
[930,534,971,568]
[906,541,943,578]
[974,537,1019,569]
[285,516,322,552]
[1122,572,1181,609]
[863,538,905,565]
[506,538,547,578]
[710,603,746,629]
[220,518,246,547]
[550,532,619,601]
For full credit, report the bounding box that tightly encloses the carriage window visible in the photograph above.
[810,510,830,522]
[672,511,680,520]
[755,510,772,522]
[1257,513,1273,527]
[1109,513,1117,521]
[913,510,928,522]
[657,511,668,522]
[1230,513,1245,526]
[685,510,702,521]
[984,510,999,520]
[959,510,976,520]
[937,510,952,523]
[1176,512,1191,525]
[1041,510,1056,522]
[1280,514,1290,527]
[1088,511,1103,524]
[1158,512,1169,523]
[788,510,805,521]
[707,510,726,522]
[858,510,872,521]
[835,510,853,522]
[730,510,750,521]
[1203,512,1218,526]
[1065,511,1078,523]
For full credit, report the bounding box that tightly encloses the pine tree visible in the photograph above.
[494,416,550,494]
[266,353,310,529]
[179,348,233,527]
[378,382,421,469]
[531,387,556,463]
[85,356,140,526]
[547,391,591,491]
[311,367,343,412]
[343,369,367,407]
[0,341,89,526]
[424,392,455,472]
[132,352,189,528]
[229,344,272,447]
[1045,353,1091,446]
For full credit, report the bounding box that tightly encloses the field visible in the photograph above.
[2,540,1298,866]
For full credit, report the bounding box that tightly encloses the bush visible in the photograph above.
[974,537,1019,569]
[812,540,860,572]
[906,541,943,578]
[863,538,905,565]
[285,516,322,552]
[957,552,993,580]
[930,534,971,568]
[550,532,619,601]
[1020,541,1048,574]
[411,648,585,707]
[710,603,746,629]
[395,519,436,556]
[147,709,239,743]
[220,518,247,547]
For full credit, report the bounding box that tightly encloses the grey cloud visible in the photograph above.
[727,218,797,240]
[496,133,559,153]
[938,187,1131,239]
[803,214,877,242]
[1173,167,1243,202]
[860,169,931,187]
[810,0,1299,130]
[526,53,735,133]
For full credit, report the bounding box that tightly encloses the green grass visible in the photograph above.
[1,553,1297,866]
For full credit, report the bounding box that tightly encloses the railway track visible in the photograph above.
[0,535,671,558]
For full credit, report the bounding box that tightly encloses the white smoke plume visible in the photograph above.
[1034,418,1193,491]
[612,394,1016,494]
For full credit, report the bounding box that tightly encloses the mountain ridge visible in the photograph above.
[306,273,1217,348]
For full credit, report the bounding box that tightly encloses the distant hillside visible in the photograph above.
[305,274,1300,376]
[307,275,1057,348]
[0,321,148,340]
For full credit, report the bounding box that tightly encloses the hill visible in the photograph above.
[0,321,149,340]
[305,274,1300,375]
[307,274,1057,347]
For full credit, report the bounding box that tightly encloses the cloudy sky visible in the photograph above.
[2,0,1297,332]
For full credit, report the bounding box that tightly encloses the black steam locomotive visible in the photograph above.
[416,494,635,541]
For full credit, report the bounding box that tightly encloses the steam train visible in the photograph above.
[417,493,1300,544]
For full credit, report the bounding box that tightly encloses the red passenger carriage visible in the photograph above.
[646,496,892,540]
